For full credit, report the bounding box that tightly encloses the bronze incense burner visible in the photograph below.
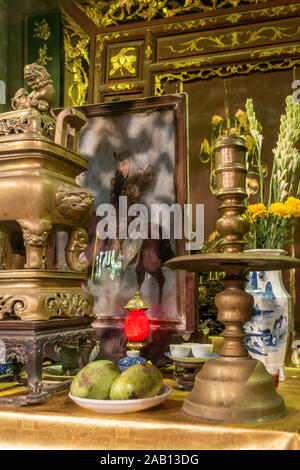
[166,135,300,423]
[0,64,97,404]
[0,63,94,321]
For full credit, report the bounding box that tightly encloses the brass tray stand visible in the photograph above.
[0,317,96,406]
[173,359,205,391]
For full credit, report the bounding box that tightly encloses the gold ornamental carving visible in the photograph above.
[154,58,300,96]
[109,83,135,92]
[95,31,130,75]
[0,295,27,320]
[0,109,55,139]
[76,0,272,28]
[167,25,300,55]
[109,47,137,77]
[144,45,153,61]
[46,292,93,318]
[164,17,217,32]
[250,44,300,59]
[60,8,90,107]
[162,4,300,33]
[251,4,299,20]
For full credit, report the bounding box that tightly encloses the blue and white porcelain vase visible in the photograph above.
[243,249,292,381]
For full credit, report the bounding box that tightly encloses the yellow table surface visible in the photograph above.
[0,367,299,450]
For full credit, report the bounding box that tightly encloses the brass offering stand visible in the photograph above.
[0,64,97,405]
[166,135,300,423]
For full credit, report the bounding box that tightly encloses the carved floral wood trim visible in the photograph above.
[76,0,276,28]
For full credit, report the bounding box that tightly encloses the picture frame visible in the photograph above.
[74,94,197,361]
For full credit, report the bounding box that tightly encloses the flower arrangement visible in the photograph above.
[244,95,300,250]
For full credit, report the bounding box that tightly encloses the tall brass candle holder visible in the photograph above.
[166,135,300,423]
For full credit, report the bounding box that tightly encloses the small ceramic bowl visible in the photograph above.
[191,343,213,358]
[182,343,200,357]
[169,344,191,358]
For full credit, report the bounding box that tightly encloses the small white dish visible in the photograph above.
[69,384,172,414]
[166,352,217,363]
[169,344,191,357]
[191,343,213,358]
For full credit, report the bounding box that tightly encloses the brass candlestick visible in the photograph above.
[166,135,300,423]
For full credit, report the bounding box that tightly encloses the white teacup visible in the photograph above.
[170,344,191,358]
[191,343,213,358]
[183,343,200,356]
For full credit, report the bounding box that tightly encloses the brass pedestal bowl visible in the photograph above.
[166,253,300,423]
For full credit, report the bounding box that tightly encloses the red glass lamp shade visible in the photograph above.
[125,309,150,342]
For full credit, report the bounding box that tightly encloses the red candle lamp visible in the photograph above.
[124,291,149,352]
[118,291,150,371]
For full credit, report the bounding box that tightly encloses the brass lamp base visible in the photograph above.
[182,356,287,423]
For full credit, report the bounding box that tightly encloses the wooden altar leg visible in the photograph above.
[25,342,44,396]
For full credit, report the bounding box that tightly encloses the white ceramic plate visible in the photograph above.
[69,384,172,414]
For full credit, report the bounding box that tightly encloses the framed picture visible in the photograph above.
[74,94,197,359]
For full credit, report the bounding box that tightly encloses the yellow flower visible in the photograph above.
[269,202,290,219]
[243,213,254,223]
[284,197,300,218]
[211,115,223,127]
[247,203,268,220]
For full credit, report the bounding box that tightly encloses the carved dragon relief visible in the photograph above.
[65,228,89,273]
[56,184,95,221]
